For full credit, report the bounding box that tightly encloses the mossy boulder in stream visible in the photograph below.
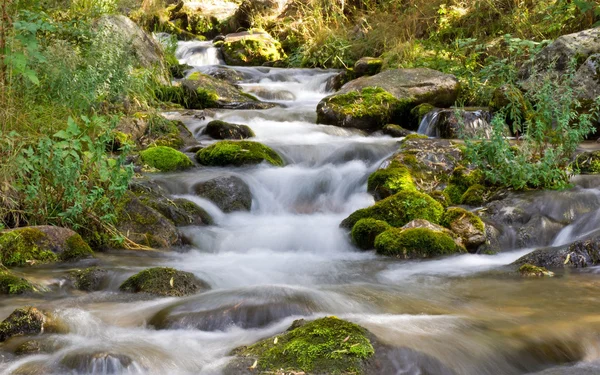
[353,57,383,77]
[0,307,63,342]
[193,175,252,213]
[205,120,255,140]
[119,267,209,297]
[69,267,108,292]
[351,218,391,250]
[0,226,93,267]
[139,146,193,172]
[220,30,285,66]
[441,207,486,252]
[341,190,444,229]
[375,227,466,258]
[367,161,416,200]
[196,140,284,167]
[0,270,36,295]
[226,317,374,374]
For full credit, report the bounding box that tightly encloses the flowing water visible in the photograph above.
[3,41,600,375]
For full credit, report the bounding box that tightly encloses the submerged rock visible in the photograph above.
[0,307,62,342]
[375,227,466,258]
[69,267,108,292]
[220,30,285,66]
[60,351,136,373]
[195,140,284,167]
[0,226,93,267]
[205,120,255,140]
[139,146,194,172]
[119,267,209,297]
[193,175,252,213]
[519,263,554,277]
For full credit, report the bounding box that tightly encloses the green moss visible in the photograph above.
[0,229,59,267]
[451,166,484,189]
[70,267,107,292]
[519,263,554,277]
[429,190,450,208]
[442,207,485,232]
[0,307,60,342]
[341,190,444,229]
[460,184,486,206]
[221,31,285,66]
[0,271,35,295]
[195,140,284,167]
[140,146,193,172]
[410,103,435,124]
[443,183,467,205]
[367,162,416,200]
[235,317,374,374]
[351,219,390,250]
[60,235,94,262]
[574,151,600,174]
[119,267,206,297]
[110,131,134,151]
[325,87,401,125]
[403,133,429,141]
[374,227,465,258]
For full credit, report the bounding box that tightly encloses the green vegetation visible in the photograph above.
[367,161,416,200]
[234,317,374,374]
[374,227,465,258]
[221,30,286,66]
[351,218,390,250]
[442,207,484,233]
[119,267,207,296]
[341,190,444,229]
[460,184,486,206]
[519,263,554,277]
[140,146,193,172]
[0,270,35,295]
[196,140,284,167]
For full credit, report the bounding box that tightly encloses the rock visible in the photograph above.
[0,270,36,295]
[205,120,255,140]
[139,146,194,172]
[220,30,285,66]
[193,176,252,213]
[0,226,94,267]
[367,161,416,200]
[14,339,55,355]
[115,116,149,142]
[60,351,136,373]
[441,208,485,252]
[382,124,413,138]
[324,70,353,92]
[202,65,249,84]
[417,108,493,139]
[573,53,600,103]
[245,87,296,101]
[195,140,284,167]
[516,214,564,248]
[98,15,165,69]
[317,68,460,131]
[115,191,181,248]
[351,218,390,250]
[0,307,62,342]
[69,267,108,292]
[374,227,466,258]
[225,317,375,375]
[140,115,198,150]
[460,184,487,206]
[354,57,383,77]
[519,263,554,277]
[573,150,600,174]
[341,190,444,229]
[443,167,485,205]
[513,234,600,269]
[119,267,209,297]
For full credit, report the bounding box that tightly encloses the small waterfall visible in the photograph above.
[176,40,224,66]
[417,108,492,139]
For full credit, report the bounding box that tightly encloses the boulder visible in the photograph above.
[417,108,493,139]
[220,30,285,66]
[317,68,460,131]
[375,227,466,258]
[354,57,383,77]
[193,175,252,213]
[139,146,194,172]
[0,307,62,342]
[202,65,249,84]
[441,208,485,252]
[0,270,36,295]
[69,267,108,292]
[514,235,600,269]
[351,218,390,250]
[205,120,255,140]
[382,124,413,138]
[98,15,165,69]
[367,161,416,201]
[195,140,284,167]
[115,192,181,248]
[573,53,600,103]
[0,226,93,267]
[119,267,209,297]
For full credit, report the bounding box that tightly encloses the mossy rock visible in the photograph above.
[460,184,486,206]
[139,146,193,172]
[0,270,35,295]
[410,103,435,125]
[441,207,485,251]
[0,307,62,342]
[374,227,466,258]
[443,183,466,205]
[69,267,108,292]
[119,267,209,297]
[353,57,383,77]
[317,87,406,131]
[451,166,484,189]
[195,140,284,167]
[228,317,374,374]
[573,151,600,174]
[351,219,390,250]
[193,176,252,213]
[0,227,93,267]
[221,30,285,66]
[382,124,413,138]
[519,263,554,277]
[205,120,255,140]
[367,161,416,200]
[341,190,444,229]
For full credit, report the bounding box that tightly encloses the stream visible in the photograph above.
[2,40,600,375]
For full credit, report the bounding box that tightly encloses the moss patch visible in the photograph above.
[233,317,374,374]
[367,161,416,200]
[195,140,284,167]
[460,184,486,206]
[61,235,94,262]
[442,207,485,232]
[221,30,285,66]
[70,267,108,292]
[140,146,193,172]
[0,307,60,342]
[119,267,207,297]
[341,190,444,229]
[519,263,554,277]
[351,218,390,250]
[0,229,59,267]
[443,183,466,205]
[374,227,466,258]
[0,271,35,295]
